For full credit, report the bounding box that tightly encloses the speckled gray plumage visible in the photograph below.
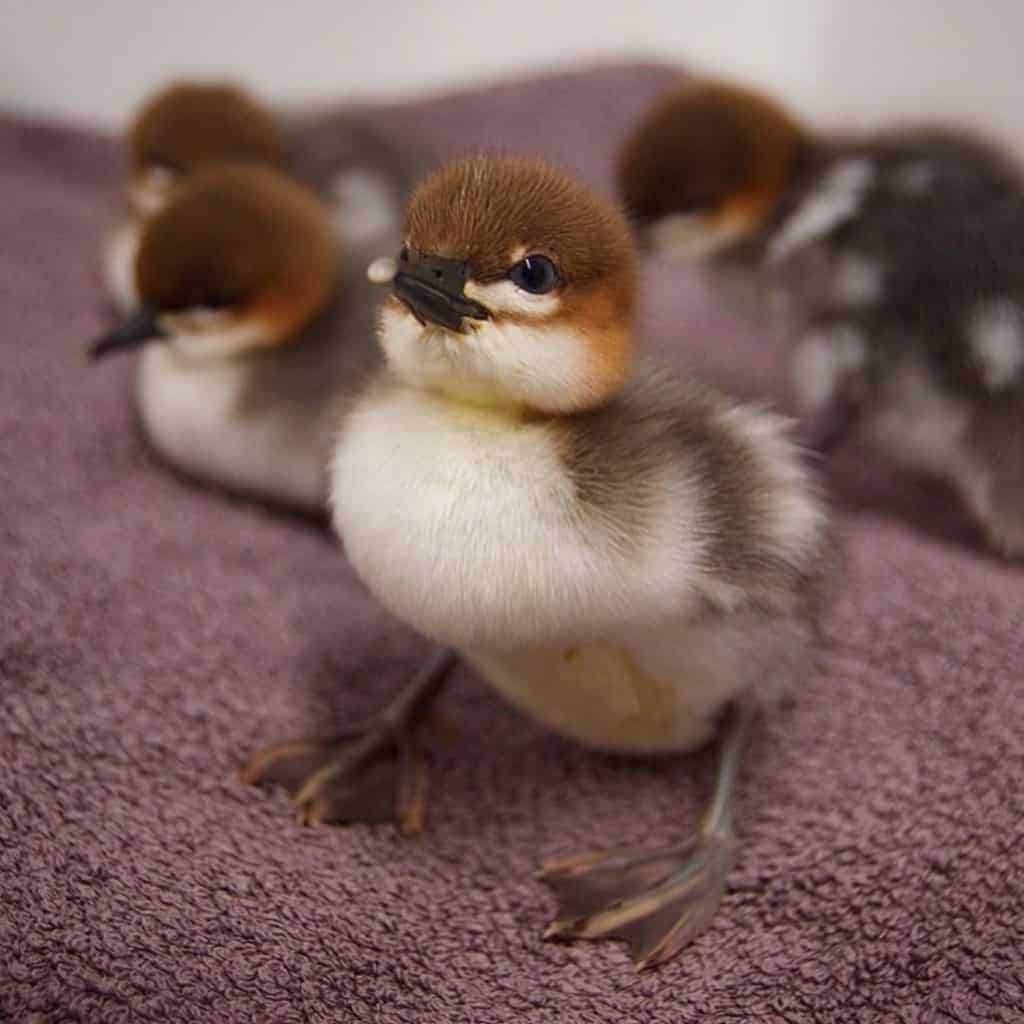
[2,65,1023,1023]
[735,129,1024,397]
[712,128,1024,553]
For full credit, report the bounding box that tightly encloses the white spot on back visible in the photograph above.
[790,324,867,414]
[833,253,883,307]
[330,169,398,245]
[768,158,875,264]
[864,355,971,476]
[968,299,1024,390]
[859,351,1021,555]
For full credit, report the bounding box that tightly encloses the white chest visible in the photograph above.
[137,346,324,512]
[331,389,696,650]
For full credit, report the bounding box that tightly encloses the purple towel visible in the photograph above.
[2,63,1022,1023]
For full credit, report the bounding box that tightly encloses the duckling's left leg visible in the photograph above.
[539,700,754,969]
[240,648,456,834]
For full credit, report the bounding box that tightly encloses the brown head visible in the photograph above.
[89,163,338,363]
[378,155,637,414]
[126,82,283,215]
[618,79,809,258]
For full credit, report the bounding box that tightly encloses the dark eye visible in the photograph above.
[399,244,410,262]
[509,254,559,294]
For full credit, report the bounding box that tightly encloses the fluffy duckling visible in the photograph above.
[105,81,420,314]
[89,162,383,514]
[104,82,284,312]
[245,155,829,968]
[619,78,1024,557]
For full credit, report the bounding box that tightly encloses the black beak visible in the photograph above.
[87,306,166,361]
[392,252,490,333]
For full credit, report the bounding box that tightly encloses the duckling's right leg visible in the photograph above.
[539,700,755,968]
[240,648,457,834]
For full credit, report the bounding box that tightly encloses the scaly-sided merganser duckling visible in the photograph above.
[245,155,829,967]
[619,78,1024,557]
[89,161,383,514]
[104,82,284,312]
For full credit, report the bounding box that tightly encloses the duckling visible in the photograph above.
[89,161,382,514]
[619,78,1024,557]
[104,81,419,314]
[104,82,284,312]
[245,155,829,967]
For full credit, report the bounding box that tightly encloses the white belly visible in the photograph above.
[138,345,325,512]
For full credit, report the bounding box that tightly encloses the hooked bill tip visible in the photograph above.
[366,256,397,285]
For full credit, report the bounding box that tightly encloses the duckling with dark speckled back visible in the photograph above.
[620,77,1024,557]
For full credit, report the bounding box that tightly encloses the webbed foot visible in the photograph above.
[241,648,456,833]
[539,828,735,968]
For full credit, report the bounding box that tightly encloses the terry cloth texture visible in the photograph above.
[1,63,1022,1023]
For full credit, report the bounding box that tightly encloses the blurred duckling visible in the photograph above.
[619,78,1024,557]
[89,162,383,514]
[105,81,420,314]
[104,82,284,312]
[244,155,830,968]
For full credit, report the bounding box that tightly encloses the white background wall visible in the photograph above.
[5,0,1024,148]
